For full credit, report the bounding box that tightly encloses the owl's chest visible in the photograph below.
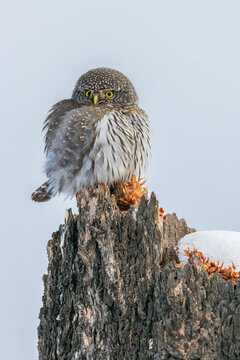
[89,111,135,164]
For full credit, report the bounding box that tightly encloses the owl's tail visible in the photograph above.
[31,181,53,202]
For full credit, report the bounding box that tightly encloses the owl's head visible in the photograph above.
[72,68,138,106]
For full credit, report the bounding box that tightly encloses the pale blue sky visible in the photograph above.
[1,1,240,359]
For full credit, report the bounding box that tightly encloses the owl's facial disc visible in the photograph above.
[72,68,139,105]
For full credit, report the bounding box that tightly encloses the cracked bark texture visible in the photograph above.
[38,186,240,360]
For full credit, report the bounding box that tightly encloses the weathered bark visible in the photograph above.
[38,186,240,360]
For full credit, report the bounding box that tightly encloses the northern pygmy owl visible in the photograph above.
[32,67,150,202]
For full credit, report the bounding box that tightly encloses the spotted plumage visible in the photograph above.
[32,68,150,202]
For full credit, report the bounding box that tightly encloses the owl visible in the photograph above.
[31,67,150,202]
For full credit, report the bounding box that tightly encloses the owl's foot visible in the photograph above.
[76,183,110,202]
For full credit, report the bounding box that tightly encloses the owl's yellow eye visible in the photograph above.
[105,91,114,98]
[85,90,91,97]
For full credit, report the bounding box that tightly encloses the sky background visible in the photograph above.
[1,1,240,359]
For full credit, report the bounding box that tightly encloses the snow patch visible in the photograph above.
[177,231,240,271]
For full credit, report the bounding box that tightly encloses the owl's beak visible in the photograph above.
[93,94,99,105]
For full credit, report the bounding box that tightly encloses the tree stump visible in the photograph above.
[38,186,240,360]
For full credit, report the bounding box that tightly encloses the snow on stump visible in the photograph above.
[178,230,240,271]
[38,185,240,360]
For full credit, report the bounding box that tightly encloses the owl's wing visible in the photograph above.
[43,99,80,154]
[43,103,111,179]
